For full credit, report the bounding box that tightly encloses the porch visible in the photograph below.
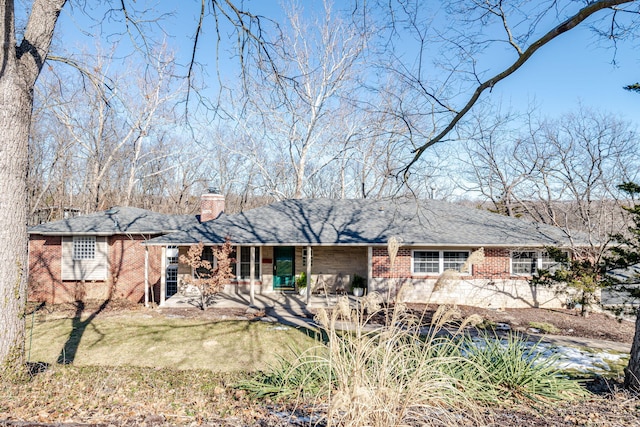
[161,289,348,311]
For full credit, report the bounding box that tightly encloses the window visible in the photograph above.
[443,251,469,272]
[239,247,260,280]
[511,251,565,275]
[195,246,214,278]
[511,251,536,275]
[413,251,439,273]
[166,265,178,296]
[73,236,96,260]
[540,252,563,272]
[166,246,179,265]
[63,236,106,281]
[412,250,470,274]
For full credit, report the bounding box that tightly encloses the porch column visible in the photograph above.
[367,246,373,292]
[236,245,241,281]
[249,246,256,306]
[306,245,312,305]
[159,245,166,306]
[144,246,149,308]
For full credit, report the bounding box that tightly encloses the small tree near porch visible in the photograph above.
[531,247,605,317]
[179,240,235,310]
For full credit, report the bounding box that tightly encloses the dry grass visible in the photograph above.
[239,295,487,426]
[3,302,631,426]
[0,366,270,425]
[318,296,485,426]
[241,294,590,426]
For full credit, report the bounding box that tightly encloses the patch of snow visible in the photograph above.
[535,342,628,373]
[468,337,628,374]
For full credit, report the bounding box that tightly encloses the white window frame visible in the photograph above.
[412,250,471,275]
[412,250,440,274]
[239,246,260,280]
[166,265,178,296]
[73,236,96,260]
[166,245,179,265]
[510,250,565,276]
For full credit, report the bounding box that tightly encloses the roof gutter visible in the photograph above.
[141,241,580,248]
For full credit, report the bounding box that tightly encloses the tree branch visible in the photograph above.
[17,0,66,85]
[402,0,635,179]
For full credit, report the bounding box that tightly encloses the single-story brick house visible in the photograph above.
[29,193,584,309]
[28,206,202,305]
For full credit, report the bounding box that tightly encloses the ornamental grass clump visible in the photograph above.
[240,294,485,426]
[236,345,331,400]
[239,293,589,426]
[319,296,485,427]
[461,333,590,403]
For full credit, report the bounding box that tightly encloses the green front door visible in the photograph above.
[273,246,295,291]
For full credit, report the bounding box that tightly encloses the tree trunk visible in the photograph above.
[0,69,31,372]
[625,311,640,391]
[0,0,66,370]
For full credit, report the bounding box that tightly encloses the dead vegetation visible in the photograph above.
[6,300,638,426]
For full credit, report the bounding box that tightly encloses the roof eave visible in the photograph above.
[142,241,581,247]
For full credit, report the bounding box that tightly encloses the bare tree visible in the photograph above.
[457,108,533,216]
[460,108,639,254]
[179,241,235,310]
[231,0,369,199]
[371,0,639,174]
[3,0,639,375]
[0,0,280,370]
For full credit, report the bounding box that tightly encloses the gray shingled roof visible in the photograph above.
[145,198,583,247]
[28,206,199,236]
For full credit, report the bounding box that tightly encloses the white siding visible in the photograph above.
[62,236,108,280]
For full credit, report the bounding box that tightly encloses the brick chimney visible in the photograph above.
[200,188,225,222]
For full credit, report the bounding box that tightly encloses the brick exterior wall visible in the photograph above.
[473,247,512,279]
[29,235,65,303]
[370,246,565,309]
[29,237,566,309]
[109,236,163,302]
[372,247,513,279]
[28,234,163,305]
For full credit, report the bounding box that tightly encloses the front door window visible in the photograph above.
[273,246,295,291]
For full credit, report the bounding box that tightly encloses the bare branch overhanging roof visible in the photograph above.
[145,198,584,248]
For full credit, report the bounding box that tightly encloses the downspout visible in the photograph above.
[367,246,373,294]
[249,246,255,306]
[306,245,312,305]
[144,245,149,308]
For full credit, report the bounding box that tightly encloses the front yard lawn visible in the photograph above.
[26,311,318,372]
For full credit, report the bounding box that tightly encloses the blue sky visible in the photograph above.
[485,23,639,122]
[51,1,639,126]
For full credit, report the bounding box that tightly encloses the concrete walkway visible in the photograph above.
[161,291,344,331]
[160,291,631,353]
